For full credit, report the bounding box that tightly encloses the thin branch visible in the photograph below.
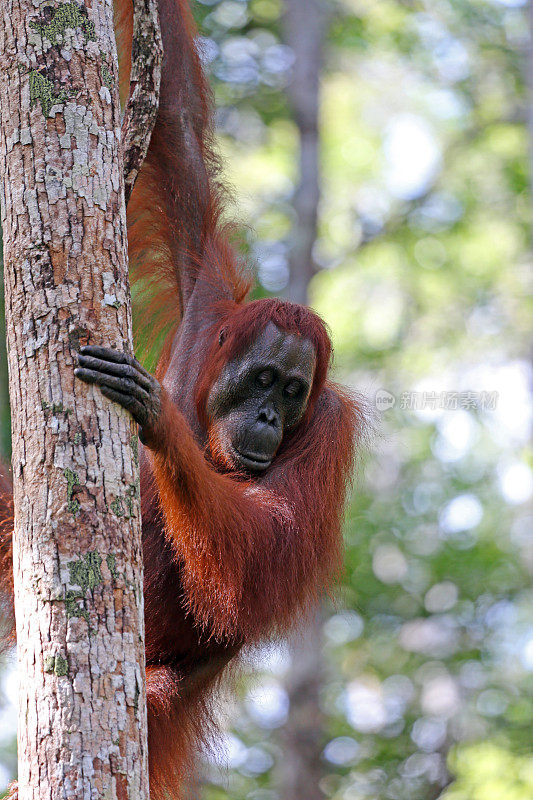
[121,0,163,204]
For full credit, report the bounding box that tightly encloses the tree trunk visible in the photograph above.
[0,245,10,459]
[0,0,149,797]
[528,0,533,540]
[529,0,533,193]
[280,1,328,799]
[278,611,326,800]
[284,0,326,308]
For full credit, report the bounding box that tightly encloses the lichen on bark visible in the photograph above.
[44,654,69,676]
[28,69,69,115]
[68,552,104,593]
[64,467,81,514]
[29,2,96,45]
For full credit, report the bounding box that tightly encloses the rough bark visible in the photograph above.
[280,1,328,798]
[0,1,149,798]
[0,247,10,458]
[121,0,162,203]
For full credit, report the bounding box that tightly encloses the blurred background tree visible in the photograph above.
[1,0,532,798]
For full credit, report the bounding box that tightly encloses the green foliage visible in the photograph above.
[193,1,533,799]
[443,743,533,800]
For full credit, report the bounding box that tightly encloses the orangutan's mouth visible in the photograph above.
[233,447,272,473]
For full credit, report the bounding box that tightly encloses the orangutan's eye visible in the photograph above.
[256,370,274,388]
[284,380,302,398]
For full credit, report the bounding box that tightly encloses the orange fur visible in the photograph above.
[114,0,246,360]
[149,381,361,644]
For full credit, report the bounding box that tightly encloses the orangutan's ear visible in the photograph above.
[218,327,228,347]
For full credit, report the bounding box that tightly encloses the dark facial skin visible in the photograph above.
[206,322,316,473]
[74,322,316,474]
